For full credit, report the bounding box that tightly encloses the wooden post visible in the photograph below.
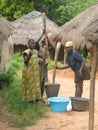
[90,47,94,67]
[40,12,47,83]
[52,42,61,83]
[89,43,98,130]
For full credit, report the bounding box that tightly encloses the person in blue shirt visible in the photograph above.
[56,41,86,97]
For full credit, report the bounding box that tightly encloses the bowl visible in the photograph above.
[48,97,70,112]
[70,97,89,111]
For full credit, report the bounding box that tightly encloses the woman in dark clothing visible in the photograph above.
[56,41,86,97]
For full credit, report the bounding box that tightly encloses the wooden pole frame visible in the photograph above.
[40,12,46,82]
[89,43,98,130]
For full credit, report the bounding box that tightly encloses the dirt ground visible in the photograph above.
[1,69,98,130]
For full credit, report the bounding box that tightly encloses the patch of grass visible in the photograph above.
[1,77,48,127]
[0,53,49,128]
[8,101,47,127]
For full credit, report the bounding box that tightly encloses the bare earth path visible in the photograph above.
[1,69,98,130]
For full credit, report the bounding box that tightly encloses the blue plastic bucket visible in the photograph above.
[48,97,70,112]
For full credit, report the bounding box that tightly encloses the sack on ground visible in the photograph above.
[82,66,90,80]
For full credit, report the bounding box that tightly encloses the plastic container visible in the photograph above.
[48,97,70,112]
[45,83,60,98]
[70,97,89,111]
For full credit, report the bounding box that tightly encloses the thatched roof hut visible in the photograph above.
[12,11,59,53]
[51,4,98,130]
[0,15,14,72]
[51,4,98,49]
[0,15,14,43]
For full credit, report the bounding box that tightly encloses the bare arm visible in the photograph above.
[56,64,70,70]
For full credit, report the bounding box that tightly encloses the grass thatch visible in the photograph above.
[12,11,59,46]
[0,15,14,42]
[51,4,98,49]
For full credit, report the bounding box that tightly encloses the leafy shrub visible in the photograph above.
[0,72,14,88]
[9,53,23,71]
[0,53,23,88]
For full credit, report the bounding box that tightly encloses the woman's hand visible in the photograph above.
[39,58,43,63]
[29,51,33,55]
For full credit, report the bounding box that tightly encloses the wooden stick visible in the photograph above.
[52,42,61,83]
[40,12,47,83]
[89,43,98,130]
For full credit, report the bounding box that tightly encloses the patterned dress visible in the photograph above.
[22,49,41,101]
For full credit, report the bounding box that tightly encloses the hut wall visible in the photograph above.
[14,45,27,54]
[58,45,64,62]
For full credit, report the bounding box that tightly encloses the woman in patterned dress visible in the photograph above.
[22,39,41,102]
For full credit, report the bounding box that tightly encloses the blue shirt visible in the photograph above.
[66,50,83,72]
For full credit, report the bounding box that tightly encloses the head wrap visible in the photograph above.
[65,41,74,47]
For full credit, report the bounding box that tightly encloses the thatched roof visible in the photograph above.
[0,15,14,43]
[51,4,98,49]
[12,11,59,46]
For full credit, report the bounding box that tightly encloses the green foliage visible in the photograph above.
[33,0,68,25]
[87,52,90,60]
[0,0,98,25]
[0,53,23,88]
[0,0,34,21]
[9,53,23,71]
[55,0,98,25]
[48,61,54,70]
[64,0,98,21]
[55,5,69,25]
[33,0,98,25]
